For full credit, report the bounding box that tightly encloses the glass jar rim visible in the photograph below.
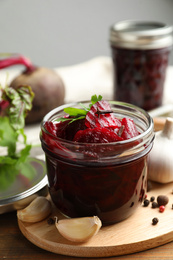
[40,100,154,165]
[41,100,153,145]
[110,20,173,49]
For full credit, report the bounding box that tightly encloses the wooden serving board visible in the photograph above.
[18,182,173,258]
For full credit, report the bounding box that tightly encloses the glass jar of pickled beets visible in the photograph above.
[40,101,154,225]
[110,20,173,111]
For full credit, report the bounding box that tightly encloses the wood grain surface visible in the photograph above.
[17,182,173,258]
[2,209,173,260]
[153,117,166,132]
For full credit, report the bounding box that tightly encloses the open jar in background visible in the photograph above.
[110,21,173,111]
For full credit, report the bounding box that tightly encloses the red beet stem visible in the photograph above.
[0,55,36,72]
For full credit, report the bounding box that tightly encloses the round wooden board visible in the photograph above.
[18,182,173,258]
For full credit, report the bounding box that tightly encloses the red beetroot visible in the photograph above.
[121,118,139,140]
[85,100,122,129]
[44,98,140,145]
[63,119,87,141]
[0,54,65,124]
[44,121,58,136]
[43,121,75,158]
[73,127,123,143]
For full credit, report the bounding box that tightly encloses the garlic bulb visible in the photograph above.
[55,216,102,242]
[148,117,173,183]
[17,196,52,222]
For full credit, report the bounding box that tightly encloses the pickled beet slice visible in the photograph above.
[43,121,74,158]
[63,119,87,141]
[43,122,62,149]
[55,120,69,139]
[85,100,122,129]
[73,127,123,143]
[44,121,58,136]
[121,118,139,140]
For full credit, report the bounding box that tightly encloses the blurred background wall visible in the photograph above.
[0,0,173,68]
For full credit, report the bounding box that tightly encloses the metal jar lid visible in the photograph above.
[110,20,173,49]
[0,158,48,214]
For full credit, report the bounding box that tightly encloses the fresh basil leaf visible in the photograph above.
[56,115,86,124]
[56,94,102,124]
[79,103,90,111]
[64,107,87,117]
[56,117,73,122]
[68,116,86,124]
[91,94,102,105]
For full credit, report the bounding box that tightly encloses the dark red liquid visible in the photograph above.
[111,47,170,111]
[44,150,147,225]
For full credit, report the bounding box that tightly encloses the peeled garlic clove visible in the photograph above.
[55,216,102,242]
[17,196,52,223]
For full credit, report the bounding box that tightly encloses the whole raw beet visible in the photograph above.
[10,67,65,124]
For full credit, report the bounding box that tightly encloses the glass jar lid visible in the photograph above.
[110,20,173,49]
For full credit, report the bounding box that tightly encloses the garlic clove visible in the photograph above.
[17,196,52,223]
[55,216,102,242]
[161,117,173,139]
[148,117,173,184]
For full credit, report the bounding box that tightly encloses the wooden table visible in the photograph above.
[1,63,173,259]
[1,210,173,260]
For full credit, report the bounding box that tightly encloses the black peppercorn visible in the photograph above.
[47,217,55,225]
[152,201,158,208]
[152,217,159,225]
[143,199,150,207]
[150,196,155,202]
